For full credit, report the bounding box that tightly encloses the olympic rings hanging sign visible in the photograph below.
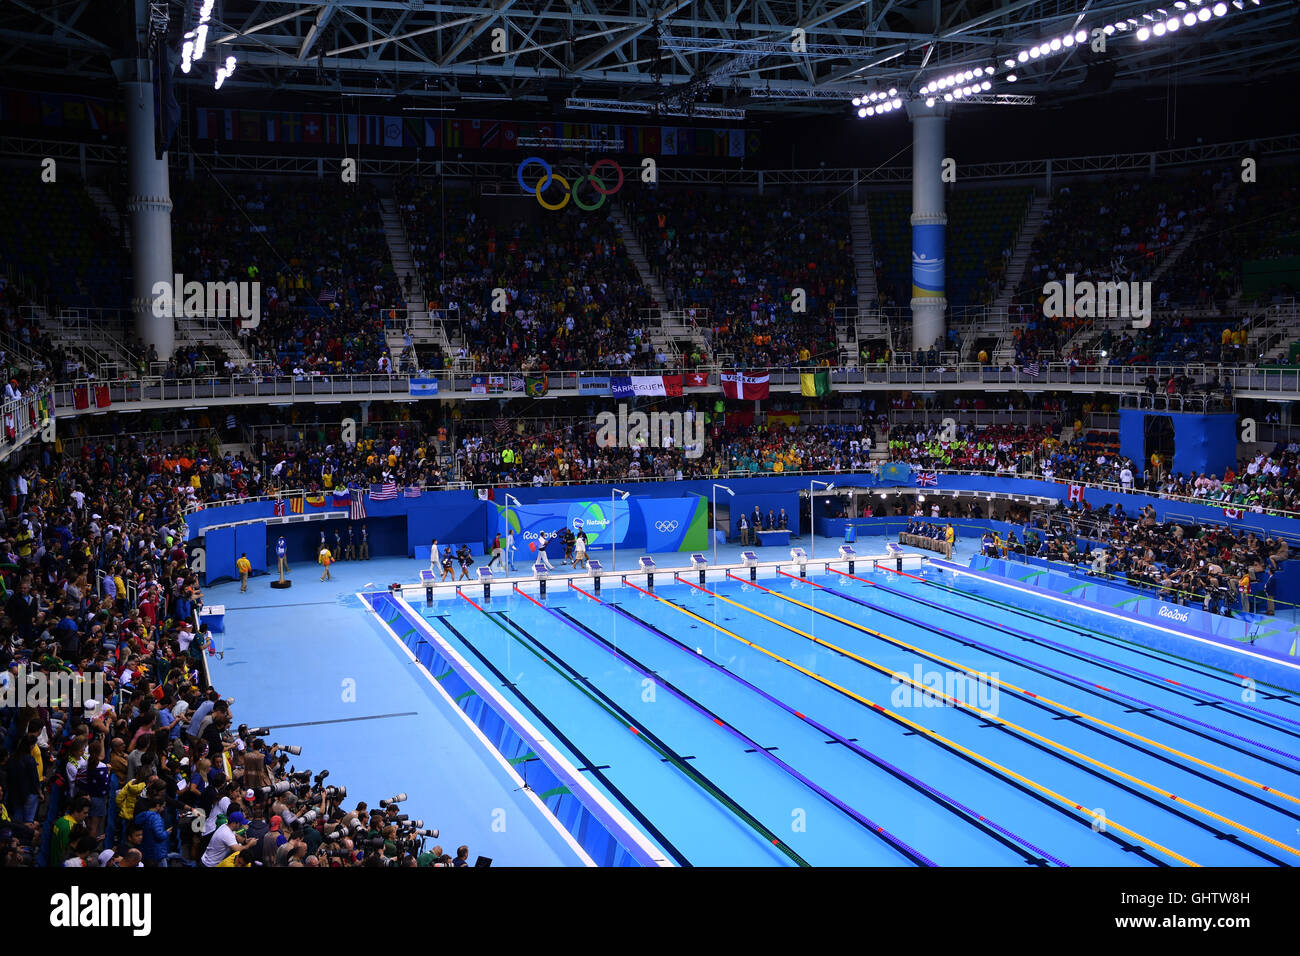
[516,157,624,211]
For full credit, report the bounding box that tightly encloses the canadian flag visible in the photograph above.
[1067,484,1085,503]
[1223,507,1242,520]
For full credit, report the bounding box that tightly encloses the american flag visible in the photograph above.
[1020,362,1041,378]
[404,485,422,498]
[493,417,511,436]
[317,288,338,305]
[371,481,398,501]
[916,470,939,487]
[350,488,367,520]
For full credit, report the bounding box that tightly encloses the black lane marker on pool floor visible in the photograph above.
[432,613,692,867]
[258,712,419,729]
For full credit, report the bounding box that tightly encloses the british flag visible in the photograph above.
[916,471,938,487]
[371,481,398,501]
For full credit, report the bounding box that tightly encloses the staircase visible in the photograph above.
[610,203,669,307]
[1150,183,1237,286]
[992,194,1049,311]
[379,198,454,363]
[849,203,878,313]
[85,184,130,249]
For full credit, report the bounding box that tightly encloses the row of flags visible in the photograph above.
[269,484,422,516]
[471,375,548,397]
[188,108,760,157]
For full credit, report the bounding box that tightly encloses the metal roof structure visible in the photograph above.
[3,0,1298,116]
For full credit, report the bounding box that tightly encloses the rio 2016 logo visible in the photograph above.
[516,157,624,211]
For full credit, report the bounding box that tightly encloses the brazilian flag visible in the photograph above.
[799,371,830,397]
[525,374,549,397]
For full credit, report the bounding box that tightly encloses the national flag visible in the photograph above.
[424,118,440,147]
[500,121,517,148]
[306,493,326,508]
[404,485,422,499]
[686,371,710,388]
[303,114,323,143]
[94,385,111,409]
[721,372,770,400]
[662,375,683,397]
[661,127,677,155]
[916,471,939,487]
[281,112,302,143]
[265,113,281,142]
[525,374,549,397]
[1067,484,1085,503]
[371,482,399,501]
[290,496,305,514]
[383,118,403,148]
[63,99,87,126]
[350,489,367,520]
[73,386,89,410]
[482,120,500,149]
[1223,507,1242,520]
[409,378,439,396]
[238,111,261,142]
[509,375,525,393]
[324,114,342,145]
[799,371,830,397]
[1020,362,1041,378]
[445,118,463,147]
[493,417,511,436]
[471,375,488,395]
[465,118,481,148]
[332,488,351,506]
[317,288,338,305]
[273,498,286,517]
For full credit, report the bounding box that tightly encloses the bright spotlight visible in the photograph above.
[858,107,868,117]
[925,97,935,107]
[943,93,953,101]
[1198,6,1212,19]
[1017,50,1029,62]
[1166,17,1180,30]
[974,66,984,76]
[1029,46,1041,57]
[1006,72,1017,81]
[981,80,991,90]
[1183,12,1197,24]
[888,87,897,96]
[1004,57,1015,67]
[1137,25,1151,39]
[1103,24,1115,34]
[1153,22,1166,35]
[1049,38,1061,50]
[1063,33,1075,47]
[1213,1,1228,12]
[852,96,862,106]
[892,97,902,108]
[1075,29,1087,42]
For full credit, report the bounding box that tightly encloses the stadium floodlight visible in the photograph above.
[1167,17,1180,30]
[943,93,953,101]
[866,106,875,115]
[857,107,867,117]
[892,97,903,108]
[1029,46,1041,57]
[981,80,992,90]
[1063,33,1075,46]
[1137,25,1151,39]
[925,97,935,107]
[1153,22,1166,35]
[1198,6,1212,19]
[852,96,862,106]
[1006,73,1017,81]
[888,87,898,96]
[1018,50,1029,61]
[1076,29,1088,42]
[1004,57,1015,67]
[1049,37,1061,50]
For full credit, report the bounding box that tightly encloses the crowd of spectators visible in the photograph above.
[0,428,466,867]
[627,189,850,367]
[397,182,658,372]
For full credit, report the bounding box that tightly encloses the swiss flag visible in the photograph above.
[1067,484,1085,503]
[686,371,709,387]
[303,114,323,143]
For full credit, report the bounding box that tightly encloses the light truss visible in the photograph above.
[565,97,747,120]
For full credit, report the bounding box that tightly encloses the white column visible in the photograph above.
[908,101,948,352]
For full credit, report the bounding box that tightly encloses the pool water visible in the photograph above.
[417,565,1300,866]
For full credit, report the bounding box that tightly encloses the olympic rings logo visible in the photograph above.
[654,520,680,533]
[516,156,624,211]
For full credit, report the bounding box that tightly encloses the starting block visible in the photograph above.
[789,547,809,578]
[741,550,759,581]
[587,559,604,594]
[476,565,494,600]
[420,569,436,606]
[838,544,858,575]
[639,555,657,589]
[690,553,708,585]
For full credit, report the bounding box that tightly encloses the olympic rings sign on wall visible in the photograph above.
[516,156,624,211]
[654,520,680,533]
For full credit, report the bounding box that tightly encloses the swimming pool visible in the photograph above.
[408,562,1300,866]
